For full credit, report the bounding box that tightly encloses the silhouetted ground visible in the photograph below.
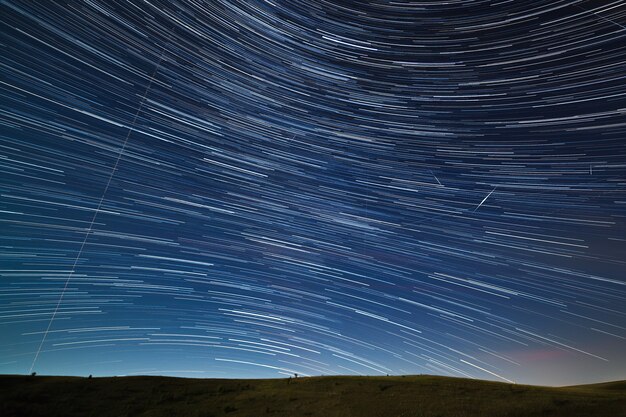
[1,374,625,417]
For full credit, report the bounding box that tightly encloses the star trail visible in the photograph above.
[1,0,625,386]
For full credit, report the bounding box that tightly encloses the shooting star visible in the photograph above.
[430,170,442,186]
[473,186,497,212]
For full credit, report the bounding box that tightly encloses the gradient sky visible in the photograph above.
[1,0,625,386]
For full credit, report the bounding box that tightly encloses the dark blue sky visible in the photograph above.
[1,0,625,386]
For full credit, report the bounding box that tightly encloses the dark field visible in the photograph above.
[1,374,625,417]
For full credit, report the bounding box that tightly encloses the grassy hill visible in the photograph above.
[1,374,625,417]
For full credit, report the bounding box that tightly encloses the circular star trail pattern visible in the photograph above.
[1,1,625,385]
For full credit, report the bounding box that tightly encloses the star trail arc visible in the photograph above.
[1,0,625,386]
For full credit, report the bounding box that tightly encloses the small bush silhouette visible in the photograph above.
[218,386,236,394]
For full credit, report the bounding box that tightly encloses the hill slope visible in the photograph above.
[1,374,625,417]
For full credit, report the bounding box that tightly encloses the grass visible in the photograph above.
[1,374,624,417]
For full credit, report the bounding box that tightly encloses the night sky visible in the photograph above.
[1,1,625,386]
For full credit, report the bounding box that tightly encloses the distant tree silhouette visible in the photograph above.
[30,372,36,377]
